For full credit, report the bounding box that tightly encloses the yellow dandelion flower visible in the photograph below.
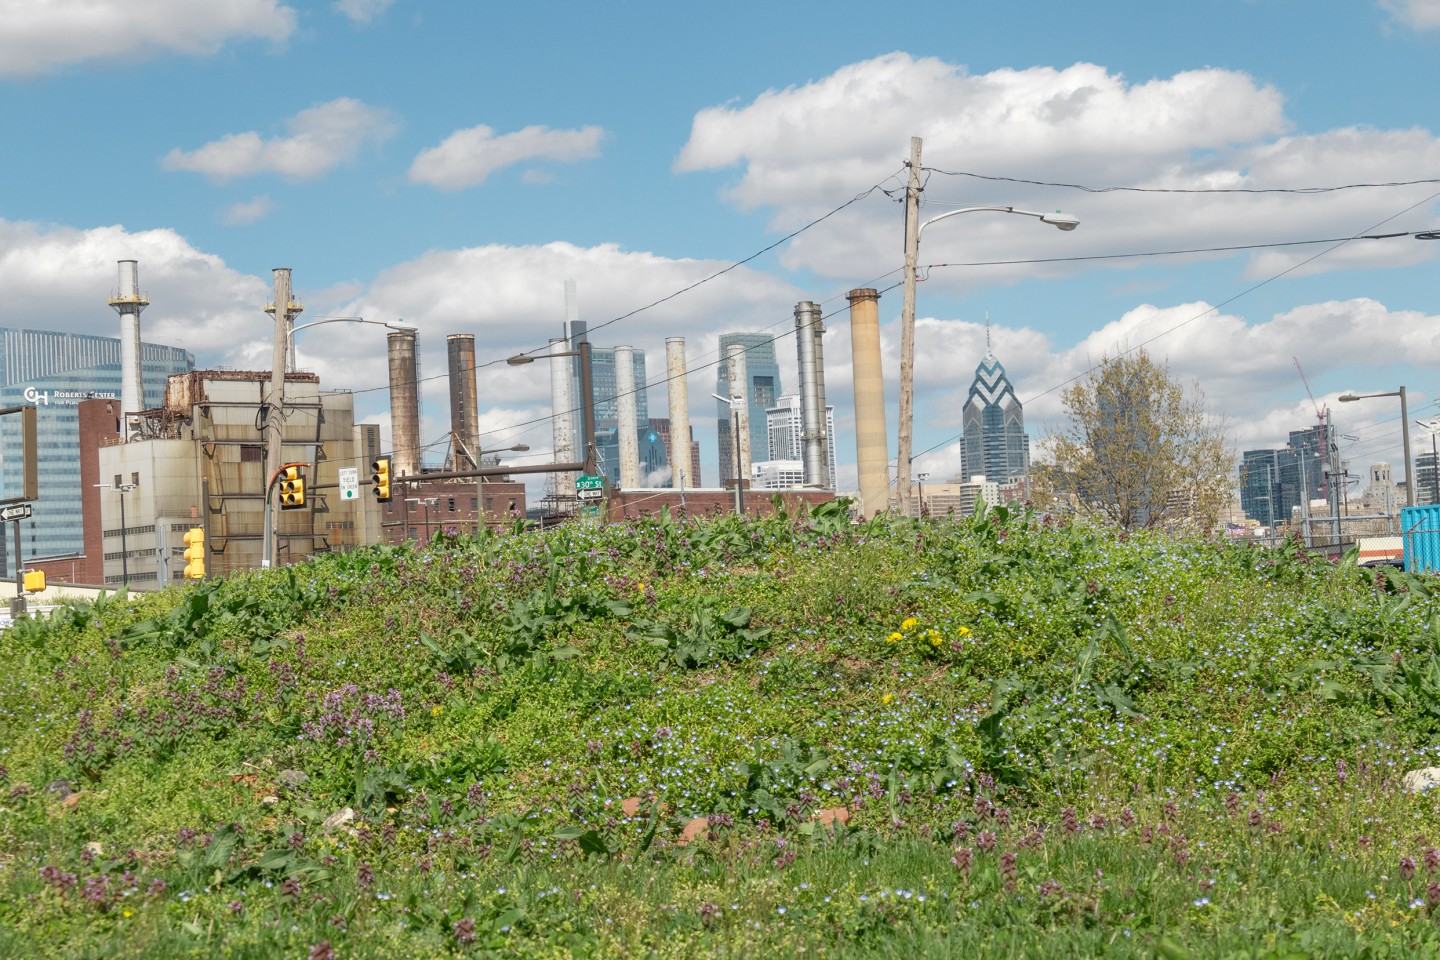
[957,626,972,638]
[930,634,944,647]
[881,693,894,704]
[431,705,444,717]
[886,632,902,643]
[901,617,918,631]
[123,909,132,919]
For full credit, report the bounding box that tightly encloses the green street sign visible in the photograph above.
[576,475,604,490]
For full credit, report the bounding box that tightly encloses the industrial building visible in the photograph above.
[79,370,372,586]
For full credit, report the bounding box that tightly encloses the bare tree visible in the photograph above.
[1033,349,1234,531]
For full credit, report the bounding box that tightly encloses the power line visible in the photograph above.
[924,170,1440,195]
[917,230,1431,273]
[909,188,1440,466]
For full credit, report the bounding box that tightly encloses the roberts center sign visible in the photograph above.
[22,387,117,406]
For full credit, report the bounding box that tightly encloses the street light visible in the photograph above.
[896,203,1078,517]
[94,481,137,584]
[405,496,439,543]
[1339,388,1414,507]
[471,443,530,530]
[1418,419,1440,506]
[711,393,746,515]
[287,316,412,372]
[507,340,598,501]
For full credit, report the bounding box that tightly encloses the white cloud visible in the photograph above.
[162,98,398,182]
[219,195,277,226]
[0,218,270,360]
[409,124,606,191]
[0,0,294,77]
[333,0,393,24]
[1382,0,1440,30]
[676,53,1440,287]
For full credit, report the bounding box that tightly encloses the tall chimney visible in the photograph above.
[108,260,148,440]
[665,338,692,493]
[614,345,641,489]
[726,343,752,484]
[387,329,421,479]
[549,337,577,505]
[794,301,829,489]
[848,289,889,517]
[811,308,832,489]
[446,334,480,470]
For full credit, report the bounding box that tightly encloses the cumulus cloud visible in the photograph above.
[676,53,1440,287]
[897,297,1440,483]
[409,124,606,191]
[1382,0,1440,30]
[333,0,393,24]
[0,0,294,77]
[219,195,277,226]
[162,98,398,182]
[0,218,270,360]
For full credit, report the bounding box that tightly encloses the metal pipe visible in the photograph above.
[811,307,831,489]
[794,301,827,489]
[615,345,641,489]
[1401,386,1414,507]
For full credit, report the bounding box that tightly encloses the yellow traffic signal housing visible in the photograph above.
[22,570,45,593]
[371,457,392,502]
[182,527,206,580]
[278,466,306,510]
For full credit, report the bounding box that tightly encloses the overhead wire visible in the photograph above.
[923,170,1440,195]
[907,186,1440,467]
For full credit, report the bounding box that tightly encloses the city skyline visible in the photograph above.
[0,3,1437,494]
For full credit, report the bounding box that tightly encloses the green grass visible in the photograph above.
[5,503,1440,958]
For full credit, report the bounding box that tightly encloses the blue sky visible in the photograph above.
[1,0,1438,494]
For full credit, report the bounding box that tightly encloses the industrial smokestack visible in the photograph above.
[446,334,480,471]
[614,345,641,489]
[108,260,148,440]
[794,301,830,489]
[811,307,832,489]
[665,338,692,493]
[726,343,752,484]
[549,337,577,504]
[387,329,421,479]
[848,289,889,517]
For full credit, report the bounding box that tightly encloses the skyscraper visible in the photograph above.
[960,336,1028,484]
[0,326,193,577]
[765,395,836,490]
[715,333,781,483]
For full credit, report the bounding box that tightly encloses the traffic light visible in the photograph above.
[182,527,205,580]
[371,457,391,502]
[278,466,306,510]
[22,570,45,593]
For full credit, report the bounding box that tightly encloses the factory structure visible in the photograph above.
[6,257,1088,591]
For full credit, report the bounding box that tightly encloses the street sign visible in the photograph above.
[576,474,604,502]
[338,467,359,500]
[1,503,32,522]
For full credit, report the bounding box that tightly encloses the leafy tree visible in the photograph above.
[1033,349,1234,530]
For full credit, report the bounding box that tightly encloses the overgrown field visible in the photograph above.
[6,503,1440,958]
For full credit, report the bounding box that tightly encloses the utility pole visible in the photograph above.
[896,136,923,518]
[263,268,301,569]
